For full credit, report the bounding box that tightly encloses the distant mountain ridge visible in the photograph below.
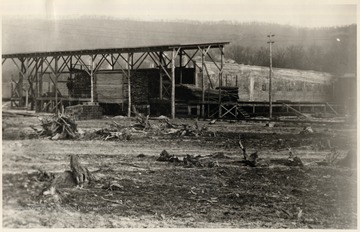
[2,16,356,76]
[2,16,355,53]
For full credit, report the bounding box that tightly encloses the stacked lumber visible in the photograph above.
[131,72,149,104]
[175,84,238,102]
[67,71,91,98]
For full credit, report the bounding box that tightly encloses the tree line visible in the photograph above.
[225,42,356,75]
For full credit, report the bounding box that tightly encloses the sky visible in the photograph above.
[1,0,358,28]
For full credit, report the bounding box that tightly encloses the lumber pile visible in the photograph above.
[175,84,238,102]
[67,70,91,98]
[131,72,150,104]
[32,114,78,140]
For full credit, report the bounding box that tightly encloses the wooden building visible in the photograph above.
[2,42,229,119]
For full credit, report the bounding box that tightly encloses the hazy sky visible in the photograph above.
[1,0,358,27]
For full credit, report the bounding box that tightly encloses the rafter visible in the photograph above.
[148,52,171,79]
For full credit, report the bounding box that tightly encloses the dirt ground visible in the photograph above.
[2,113,357,228]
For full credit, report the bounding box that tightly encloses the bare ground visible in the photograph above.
[2,114,357,228]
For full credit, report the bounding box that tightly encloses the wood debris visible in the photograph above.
[156,150,220,168]
[36,169,55,182]
[237,136,270,167]
[317,141,340,166]
[162,118,207,137]
[32,114,78,140]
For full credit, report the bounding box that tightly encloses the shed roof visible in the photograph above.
[2,42,229,59]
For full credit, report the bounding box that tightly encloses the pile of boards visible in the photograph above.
[175,84,238,102]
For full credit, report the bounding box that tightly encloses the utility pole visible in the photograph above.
[267,33,275,119]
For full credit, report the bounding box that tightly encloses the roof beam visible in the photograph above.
[2,42,230,59]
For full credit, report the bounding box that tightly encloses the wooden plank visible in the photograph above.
[171,49,175,119]
[325,102,339,115]
[282,103,308,118]
[127,53,132,117]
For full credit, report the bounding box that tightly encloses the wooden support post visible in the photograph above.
[219,46,224,117]
[90,55,94,103]
[10,83,13,108]
[171,49,176,119]
[39,59,43,111]
[179,50,183,84]
[127,53,132,117]
[25,89,29,109]
[35,69,38,111]
[19,59,25,106]
[69,56,73,99]
[159,52,163,100]
[201,49,205,117]
[55,56,58,114]
[24,58,29,108]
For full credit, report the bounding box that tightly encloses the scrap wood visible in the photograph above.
[132,105,151,130]
[156,150,180,163]
[161,118,207,137]
[317,148,340,166]
[95,127,131,141]
[287,149,304,167]
[34,114,78,139]
[162,118,179,129]
[237,136,260,167]
[36,169,55,182]
[2,110,36,117]
[156,151,220,168]
[101,196,123,205]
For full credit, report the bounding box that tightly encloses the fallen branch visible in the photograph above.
[101,196,123,205]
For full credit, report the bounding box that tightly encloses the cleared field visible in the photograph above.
[2,114,357,228]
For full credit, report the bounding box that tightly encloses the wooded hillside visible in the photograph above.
[2,17,356,79]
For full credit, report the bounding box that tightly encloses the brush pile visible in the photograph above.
[161,118,208,137]
[93,121,132,141]
[32,114,78,140]
[156,150,220,168]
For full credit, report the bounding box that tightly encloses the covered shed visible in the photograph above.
[2,42,229,118]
